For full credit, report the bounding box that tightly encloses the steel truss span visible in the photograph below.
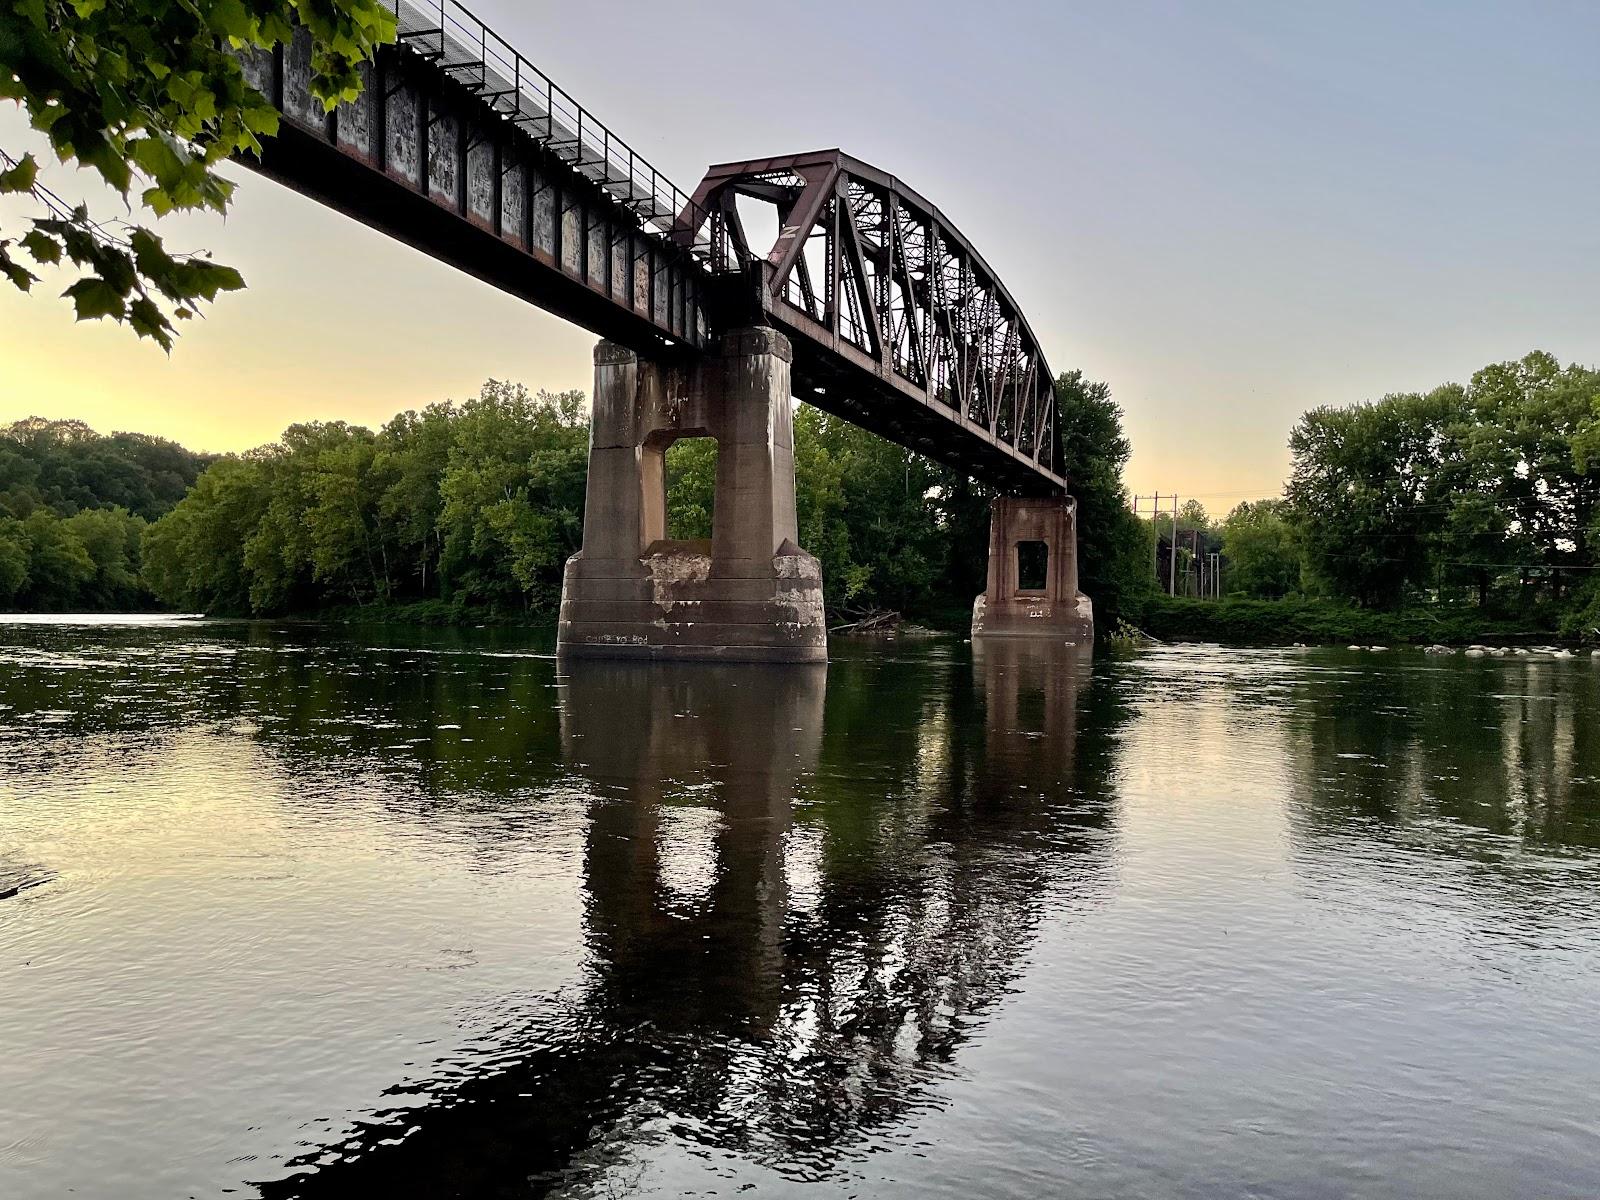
[679,151,1064,494]
[239,3,1064,495]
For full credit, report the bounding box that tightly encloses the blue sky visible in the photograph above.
[2,0,1596,507]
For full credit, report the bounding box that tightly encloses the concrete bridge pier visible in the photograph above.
[557,327,827,662]
[971,495,1094,642]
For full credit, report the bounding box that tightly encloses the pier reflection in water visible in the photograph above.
[263,642,1111,1195]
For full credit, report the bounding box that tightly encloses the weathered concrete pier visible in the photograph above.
[971,495,1094,642]
[557,329,827,662]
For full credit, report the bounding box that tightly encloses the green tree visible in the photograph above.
[1434,492,1522,608]
[1273,351,1600,618]
[62,506,145,608]
[664,437,717,541]
[0,515,29,602]
[142,455,269,612]
[305,432,384,600]
[17,508,93,608]
[797,409,948,614]
[1284,389,1457,607]
[436,382,588,612]
[1,0,393,345]
[1220,500,1301,599]
[1177,499,1212,531]
[1468,352,1600,598]
[252,421,388,607]
[929,469,996,612]
[1055,370,1150,627]
[373,402,456,597]
[792,407,866,604]
[142,382,589,617]
[0,416,210,519]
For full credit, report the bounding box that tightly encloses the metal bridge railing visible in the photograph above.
[390,0,732,271]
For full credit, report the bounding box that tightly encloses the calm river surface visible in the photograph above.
[2,617,1599,1198]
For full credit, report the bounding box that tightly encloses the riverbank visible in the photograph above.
[1135,595,1572,648]
[303,600,555,628]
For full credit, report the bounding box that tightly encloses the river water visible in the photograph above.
[1,616,1598,1198]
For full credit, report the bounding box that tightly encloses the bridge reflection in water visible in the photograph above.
[260,644,1114,1196]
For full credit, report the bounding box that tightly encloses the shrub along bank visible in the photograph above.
[1137,595,1564,647]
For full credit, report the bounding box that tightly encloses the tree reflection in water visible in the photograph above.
[1284,651,1600,852]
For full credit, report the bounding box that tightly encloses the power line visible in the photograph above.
[1129,487,1284,501]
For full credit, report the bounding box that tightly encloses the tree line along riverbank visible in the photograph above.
[2,349,1597,647]
[0,370,1138,630]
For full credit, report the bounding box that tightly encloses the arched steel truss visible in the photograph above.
[679,150,1065,494]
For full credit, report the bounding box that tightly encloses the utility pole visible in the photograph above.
[1150,493,1161,585]
[1170,496,1179,596]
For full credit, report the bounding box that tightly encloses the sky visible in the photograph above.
[2,0,1597,512]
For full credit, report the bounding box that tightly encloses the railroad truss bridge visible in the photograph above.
[242,1,1093,659]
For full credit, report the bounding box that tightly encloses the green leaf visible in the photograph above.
[128,227,173,277]
[184,261,247,301]
[20,229,61,264]
[212,265,246,294]
[31,105,67,133]
[12,0,46,31]
[129,135,183,183]
[242,104,280,137]
[97,248,136,295]
[0,249,39,293]
[63,276,127,321]
[0,154,39,194]
[207,0,252,40]
[60,225,98,266]
[128,296,173,350]
[141,185,176,217]
[77,140,133,195]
